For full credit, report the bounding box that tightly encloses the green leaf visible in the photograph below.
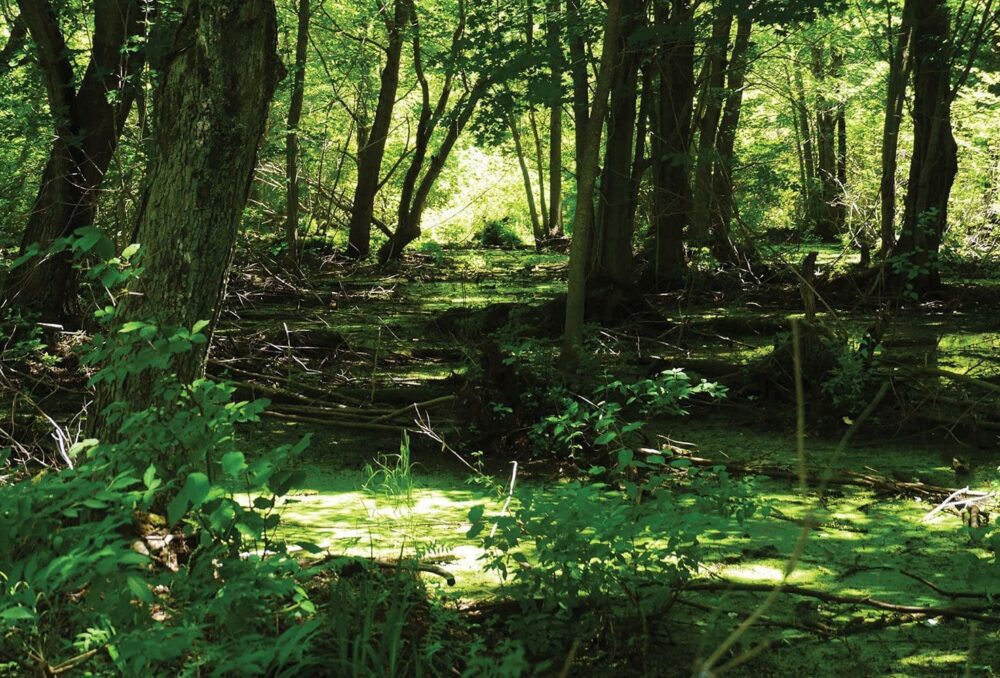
[183,473,211,507]
[192,319,211,335]
[167,494,189,526]
[617,448,634,468]
[126,573,153,603]
[121,243,141,260]
[119,321,147,333]
[221,451,247,477]
[1,606,35,622]
[595,432,617,445]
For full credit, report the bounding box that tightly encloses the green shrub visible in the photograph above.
[480,218,521,249]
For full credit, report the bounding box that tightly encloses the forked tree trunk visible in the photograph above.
[92,0,282,457]
[285,0,310,262]
[346,0,408,259]
[892,0,957,297]
[3,0,147,324]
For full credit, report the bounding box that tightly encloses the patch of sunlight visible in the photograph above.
[899,652,967,668]
[723,563,786,582]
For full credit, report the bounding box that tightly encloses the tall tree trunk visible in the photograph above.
[892,0,957,297]
[91,0,282,463]
[793,55,819,234]
[709,14,753,265]
[592,0,643,287]
[562,0,623,366]
[689,11,732,242]
[509,112,545,246]
[648,0,694,287]
[811,44,843,242]
[528,109,550,234]
[346,0,408,259]
[879,6,912,256]
[547,0,564,237]
[3,0,147,324]
[567,0,590,182]
[285,0,310,262]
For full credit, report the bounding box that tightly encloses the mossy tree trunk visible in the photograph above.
[92,0,282,452]
[3,0,147,324]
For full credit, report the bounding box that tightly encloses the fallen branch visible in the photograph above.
[683,579,1000,624]
[367,395,457,424]
[310,554,456,586]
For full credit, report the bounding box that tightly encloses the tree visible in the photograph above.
[2,0,148,323]
[285,0,312,262]
[92,0,283,455]
[377,0,494,263]
[891,0,997,296]
[708,13,753,265]
[878,4,912,256]
[346,0,409,259]
[647,0,694,287]
[591,0,646,288]
[561,0,623,366]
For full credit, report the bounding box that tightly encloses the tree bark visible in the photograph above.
[547,0,564,237]
[561,0,623,366]
[892,0,957,297]
[708,14,753,265]
[91,0,282,460]
[647,0,694,287]
[3,0,148,324]
[592,0,643,287]
[879,7,912,256]
[346,0,408,259]
[285,0,311,262]
[689,11,732,242]
[509,112,545,246]
[793,54,819,234]
[811,44,844,242]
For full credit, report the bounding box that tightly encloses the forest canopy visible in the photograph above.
[0,0,999,675]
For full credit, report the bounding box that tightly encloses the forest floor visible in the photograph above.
[212,244,1000,676]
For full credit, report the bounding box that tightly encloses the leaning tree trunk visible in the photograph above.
[509,112,545,246]
[346,0,407,259]
[561,0,623,366]
[647,0,694,288]
[892,0,957,297]
[92,0,282,460]
[3,0,147,324]
[879,8,912,257]
[285,0,310,262]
